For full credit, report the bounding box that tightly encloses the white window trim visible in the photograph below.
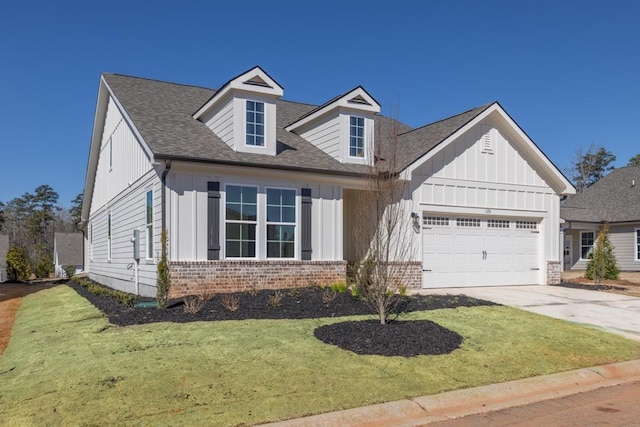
[265,186,298,259]
[224,184,259,259]
[107,211,112,261]
[108,137,113,172]
[635,228,640,262]
[580,231,595,261]
[145,189,153,260]
[245,100,267,149]
[348,115,366,159]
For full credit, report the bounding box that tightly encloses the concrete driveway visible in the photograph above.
[417,285,640,341]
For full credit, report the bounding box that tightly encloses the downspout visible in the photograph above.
[161,159,172,233]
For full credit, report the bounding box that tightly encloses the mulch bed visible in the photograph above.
[555,281,627,291]
[67,280,498,357]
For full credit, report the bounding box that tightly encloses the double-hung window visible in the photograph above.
[146,190,153,259]
[89,222,93,261]
[107,211,112,260]
[636,229,640,261]
[266,189,296,258]
[225,185,257,257]
[246,101,265,147]
[580,231,595,259]
[349,116,365,158]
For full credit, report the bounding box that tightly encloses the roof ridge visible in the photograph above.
[103,73,217,92]
[398,102,495,136]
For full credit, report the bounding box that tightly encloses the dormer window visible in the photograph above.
[246,100,265,147]
[349,116,365,158]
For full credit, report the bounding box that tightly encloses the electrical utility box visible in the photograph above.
[132,229,140,261]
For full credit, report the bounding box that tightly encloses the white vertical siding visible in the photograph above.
[299,112,341,160]
[89,96,153,216]
[166,169,343,262]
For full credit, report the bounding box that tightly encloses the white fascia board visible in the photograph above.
[193,66,284,120]
[405,103,576,196]
[285,86,381,132]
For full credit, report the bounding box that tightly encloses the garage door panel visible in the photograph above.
[422,215,540,288]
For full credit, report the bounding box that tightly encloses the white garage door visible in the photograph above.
[422,215,540,288]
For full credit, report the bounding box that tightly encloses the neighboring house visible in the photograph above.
[0,234,8,282]
[81,66,574,297]
[53,232,84,278]
[561,166,640,271]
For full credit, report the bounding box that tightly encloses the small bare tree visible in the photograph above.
[351,115,414,324]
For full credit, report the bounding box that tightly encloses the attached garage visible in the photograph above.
[422,215,540,288]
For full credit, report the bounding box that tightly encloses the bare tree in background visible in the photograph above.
[351,115,415,324]
[570,144,616,192]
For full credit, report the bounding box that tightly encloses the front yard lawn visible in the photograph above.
[0,285,638,426]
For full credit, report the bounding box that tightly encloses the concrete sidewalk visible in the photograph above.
[417,285,640,341]
[264,360,640,426]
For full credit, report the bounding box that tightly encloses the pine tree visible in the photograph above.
[585,223,619,283]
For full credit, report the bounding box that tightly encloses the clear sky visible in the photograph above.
[1,0,639,207]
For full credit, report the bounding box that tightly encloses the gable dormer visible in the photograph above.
[286,86,380,165]
[193,66,284,156]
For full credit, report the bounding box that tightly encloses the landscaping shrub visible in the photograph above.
[63,265,76,279]
[268,290,284,307]
[321,287,337,304]
[6,246,29,282]
[221,294,240,312]
[183,295,206,314]
[156,229,170,308]
[585,223,619,283]
[330,281,348,294]
[35,257,54,278]
[73,277,138,307]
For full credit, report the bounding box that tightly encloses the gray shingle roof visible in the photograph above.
[560,166,640,223]
[102,73,490,176]
[54,233,83,266]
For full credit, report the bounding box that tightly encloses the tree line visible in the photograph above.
[0,185,82,276]
[571,145,640,193]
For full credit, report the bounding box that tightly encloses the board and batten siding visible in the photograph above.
[166,169,343,262]
[90,95,153,215]
[298,112,341,160]
[88,171,162,297]
[411,118,561,283]
[202,96,234,149]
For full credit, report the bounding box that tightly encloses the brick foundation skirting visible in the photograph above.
[547,260,561,285]
[346,261,423,290]
[168,260,347,298]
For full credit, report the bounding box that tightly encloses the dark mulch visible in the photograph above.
[314,320,463,357]
[67,280,498,357]
[554,281,627,291]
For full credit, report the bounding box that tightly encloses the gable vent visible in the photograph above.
[482,125,493,152]
[243,76,272,88]
[348,94,372,106]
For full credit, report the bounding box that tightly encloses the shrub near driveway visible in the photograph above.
[0,286,638,426]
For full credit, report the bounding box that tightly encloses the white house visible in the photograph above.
[81,66,575,297]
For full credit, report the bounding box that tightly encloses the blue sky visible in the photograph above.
[1,0,639,207]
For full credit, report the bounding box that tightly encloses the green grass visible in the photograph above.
[0,286,638,426]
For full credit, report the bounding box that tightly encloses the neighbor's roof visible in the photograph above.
[0,234,8,268]
[101,73,492,175]
[54,233,83,266]
[561,166,640,223]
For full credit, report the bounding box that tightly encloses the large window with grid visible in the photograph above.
[580,231,595,259]
[246,100,265,147]
[266,189,296,258]
[225,185,257,257]
[349,116,365,157]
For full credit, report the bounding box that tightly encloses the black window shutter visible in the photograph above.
[301,188,312,260]
[207,182,221,260]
